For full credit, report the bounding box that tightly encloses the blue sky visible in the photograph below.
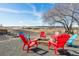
[0,3,55,26]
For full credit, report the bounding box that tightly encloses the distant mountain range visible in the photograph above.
[0,26,78,29]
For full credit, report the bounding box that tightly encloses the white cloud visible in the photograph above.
[27,4,43,18]
[0,8,33,14]
[27,4,36,13]
[0,8,20,13]
[0,4,42,18]
[0,5,43,26]
[0,8,42,17]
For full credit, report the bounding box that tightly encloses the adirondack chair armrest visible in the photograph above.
[48,41,57,46]
[29,39,38,44]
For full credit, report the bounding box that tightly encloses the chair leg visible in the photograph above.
[48,42,51,50]
[48,44,51,50]
[22,44,26,51]
[54,47,58,55]
[35,41,38,47]
[27,46,29,53]
[35,42,38,47]
[36,42,38,47]
[62,47,65,53]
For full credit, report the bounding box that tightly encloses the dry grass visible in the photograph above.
[25,28,65,34]
[23,28,79,41]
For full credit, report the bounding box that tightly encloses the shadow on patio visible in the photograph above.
[31,47,48,56]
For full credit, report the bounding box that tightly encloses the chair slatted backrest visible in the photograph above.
[68,34,78,42]
[57,33,70,47]
[51,34,58,40]
[40,31,46,37]
[19,32,24,34]
[19,34,28,44]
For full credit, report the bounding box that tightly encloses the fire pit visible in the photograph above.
[37,38,50,46]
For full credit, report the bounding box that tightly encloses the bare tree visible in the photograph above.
[42,3,79,34]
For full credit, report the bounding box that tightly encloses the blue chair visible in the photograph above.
[19,32,24,34]
[19,32,31,39]
[67,34,78,46]
[26,34,30,39]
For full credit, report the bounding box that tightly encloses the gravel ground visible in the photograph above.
[0,35,13,41]
[0,32,79,56]
[0,37,79,56]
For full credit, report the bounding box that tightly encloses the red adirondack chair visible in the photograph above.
[19,34,38,52]
[40,31,46,39]
[48,33,70,55]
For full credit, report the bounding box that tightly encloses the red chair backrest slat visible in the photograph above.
[57,33,70,47]
[40,31,46,37]
[19,34,28,44]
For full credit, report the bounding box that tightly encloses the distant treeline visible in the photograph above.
[22,26,79,30]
